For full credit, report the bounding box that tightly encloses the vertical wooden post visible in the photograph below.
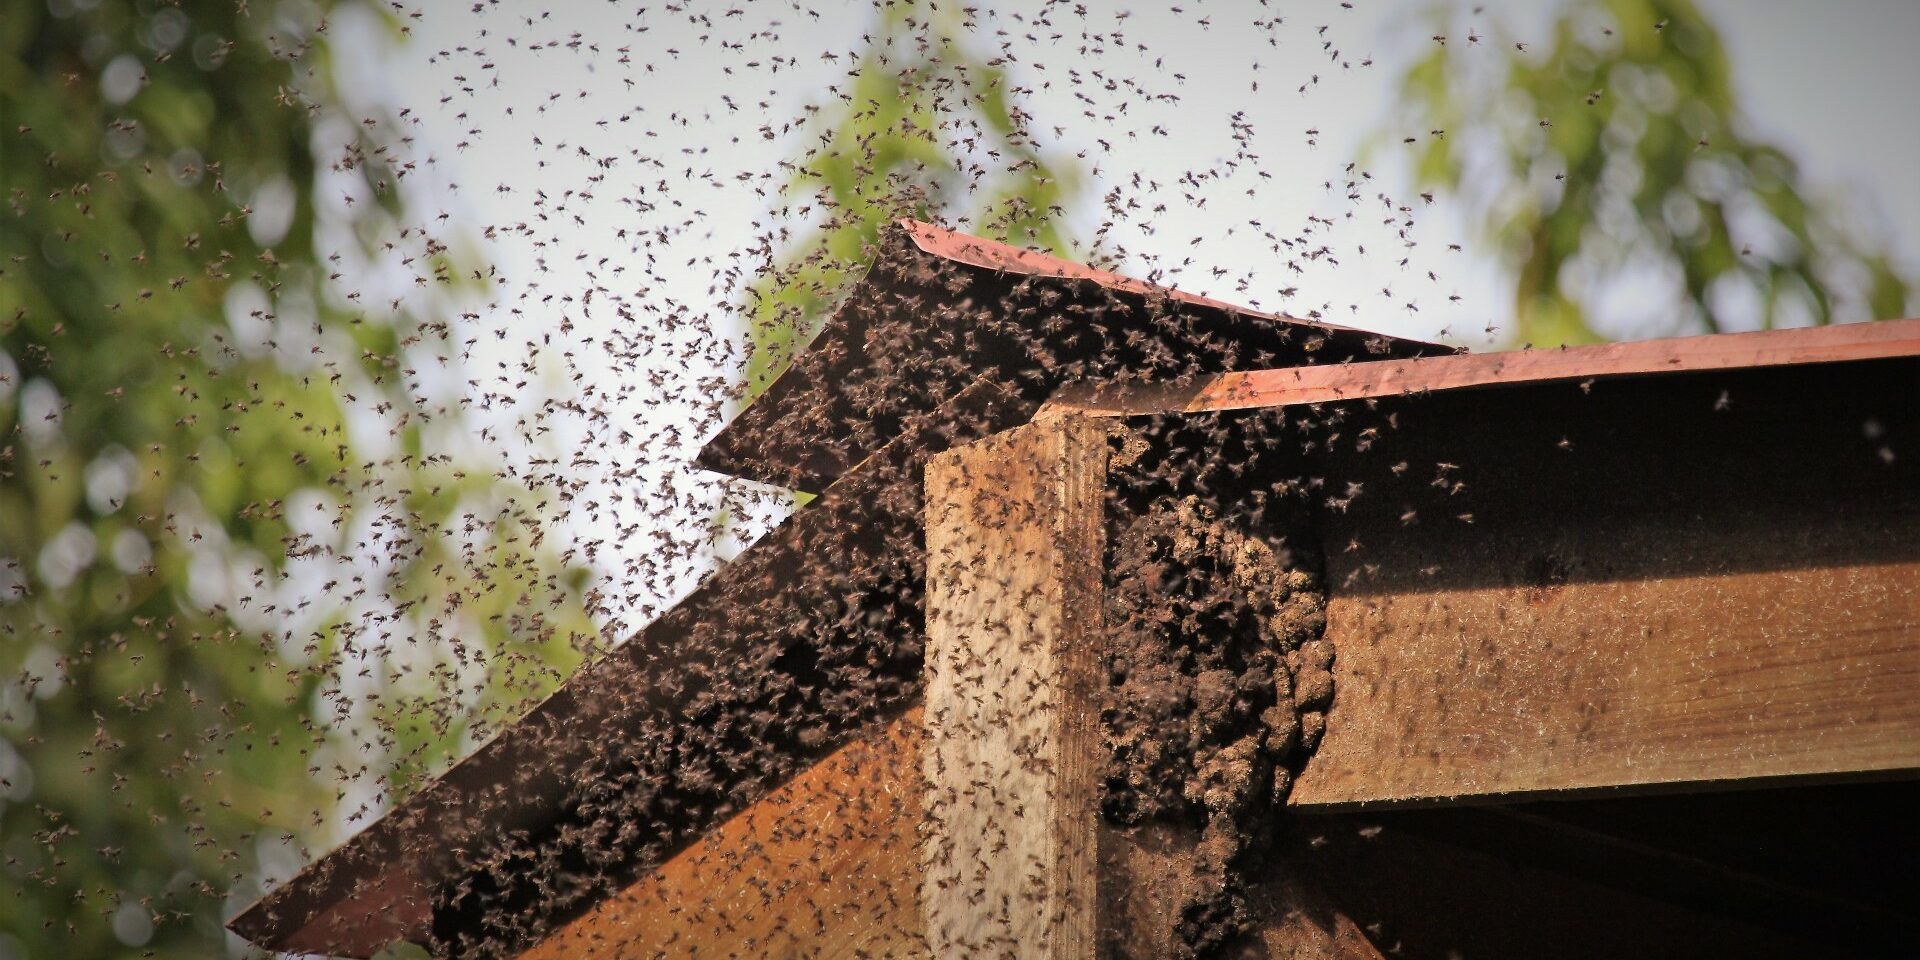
[921,417,1390,960]
[922,416,1111,960]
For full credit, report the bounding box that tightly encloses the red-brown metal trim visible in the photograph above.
[898,219,1388,338]
[1040,318,1920,418]
[694,219,1451,491]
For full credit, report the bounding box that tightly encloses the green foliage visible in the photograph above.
[740,0,1083,397]
[1390,0,1911,345]
[0,2,593,956]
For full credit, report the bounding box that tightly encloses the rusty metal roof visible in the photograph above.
[1041,318,1920,418]
[695,219,1451,492]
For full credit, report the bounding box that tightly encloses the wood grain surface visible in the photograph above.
[922,417,1111,959]
[516,710,927,960]
[1295,538,1920,807]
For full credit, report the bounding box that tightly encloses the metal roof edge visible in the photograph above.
[695,219,1454,490]
[1040,318,1920,418]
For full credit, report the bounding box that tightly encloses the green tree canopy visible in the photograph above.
[740,0,1084,398]
[0,2,593,956]
[1389,0,1912,345]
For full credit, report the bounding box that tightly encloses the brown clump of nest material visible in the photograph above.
[1103,494,1331,959]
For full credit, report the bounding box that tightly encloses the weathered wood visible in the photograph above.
[516,709,927,960]
[922,417,1393,959]
[922,416,1112,959]
[1288,361,1920,806]
[1293,540,1920,807]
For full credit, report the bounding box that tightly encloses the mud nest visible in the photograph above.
[1103,493,1331,959]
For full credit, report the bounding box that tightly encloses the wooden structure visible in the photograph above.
[231,224,1920,959]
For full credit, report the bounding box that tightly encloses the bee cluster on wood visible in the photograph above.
[1103,416,1334,957]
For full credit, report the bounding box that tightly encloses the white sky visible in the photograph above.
[340,0,1920,627]
[383,0,1920,335]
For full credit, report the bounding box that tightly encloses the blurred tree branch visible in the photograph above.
[0,3,594,956]
[738,0,1084,398]
[1385,0,1912,345]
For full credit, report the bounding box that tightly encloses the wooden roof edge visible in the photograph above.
[695,218,1454,490]
[1038,318,1920,419]
[224,677,579,956]
[225,377,1032,959]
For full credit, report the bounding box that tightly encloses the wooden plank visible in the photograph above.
[1286,363,1920,807]
[898,219,1416,344]
[1294,545,1920,807]
[1042,317,1920,419]
[922,416,1111,959]
[516,709,927,960]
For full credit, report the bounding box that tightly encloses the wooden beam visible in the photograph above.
[922,416,1112,959]
[516,710,927,960]
[1286,362,1920,807]
[1293,538,1920,807]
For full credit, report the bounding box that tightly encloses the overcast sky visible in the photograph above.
[373,0,1920,341]
[326,0,1920,626]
